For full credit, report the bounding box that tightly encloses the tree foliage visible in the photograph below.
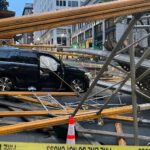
[0,0,9,11]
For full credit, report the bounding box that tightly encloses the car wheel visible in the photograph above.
[70,78,86,93]
[0,77,14,91]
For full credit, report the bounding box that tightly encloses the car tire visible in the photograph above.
[70,78,87,93]
[0,76,14,91]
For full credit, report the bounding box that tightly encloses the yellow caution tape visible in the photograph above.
[0,142,149,150]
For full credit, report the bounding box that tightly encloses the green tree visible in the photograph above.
[0,0,9,11]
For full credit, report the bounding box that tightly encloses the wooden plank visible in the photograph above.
[11,44,70,48]
[33,50,91,58]
[13,95,61,108]
[0,99,135,119]
[0,0,143,27]
[42,51,91,58]
[0,110,94,117]
[1,2,146,32]
[10,46,91,58]
[115,123,127,145]
[0,105,133,135]
[106,115,134,122]
[14,95,74,111]
[0,1,150,38]
[0,106,135,118]
[0,4,149,38]
[0,91,76,96]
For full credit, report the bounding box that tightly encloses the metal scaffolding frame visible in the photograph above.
[71,13,150,145]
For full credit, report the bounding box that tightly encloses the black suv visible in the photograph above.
[0,47,91,92]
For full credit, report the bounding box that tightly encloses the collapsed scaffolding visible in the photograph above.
[0,0,150,146]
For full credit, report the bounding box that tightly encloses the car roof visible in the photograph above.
[0,46,19,51]
[0,46,56,58]
[0,46,38,54]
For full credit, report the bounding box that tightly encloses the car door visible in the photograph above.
[39,54,63,89]
[12,51,39,87]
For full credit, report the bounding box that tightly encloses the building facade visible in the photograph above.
[72,0,149,50]
[71,0,117,50]
[21,3,34,44]
[33,0,81,46]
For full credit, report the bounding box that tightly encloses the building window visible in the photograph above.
[95,23,102,33]
[72,36,77,44]
[72,25,76,32]
[60,0,62,6]
[57,37,66,46]
[72,1,78,7]
[78,33,84,42]
[68,1,78,7]
[68,1,71,6]
[56,0,59,6]
[85,29,92,39]
[51,39,53,44]
[56,0,66,6]
[63,1,66,6]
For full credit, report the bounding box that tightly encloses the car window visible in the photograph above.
[17,52,38,64]
[9,51,19,62]
[0,51,11,61]
[0,51,18,61]
[40,55,58,71]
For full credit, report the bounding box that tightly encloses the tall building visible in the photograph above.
[72,0,149,49]
[33,0,81,46]
[21,3,34,44]
[71,0,116,50]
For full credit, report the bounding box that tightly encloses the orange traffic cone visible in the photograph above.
[66,116,75,144]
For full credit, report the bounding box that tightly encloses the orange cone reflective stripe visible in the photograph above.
[66,116,75,144]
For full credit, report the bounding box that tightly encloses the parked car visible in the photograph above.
[0,46,91,92]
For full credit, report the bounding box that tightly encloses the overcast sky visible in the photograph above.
[8,0,33,16]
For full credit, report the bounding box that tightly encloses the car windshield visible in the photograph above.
[40,55,58,71]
